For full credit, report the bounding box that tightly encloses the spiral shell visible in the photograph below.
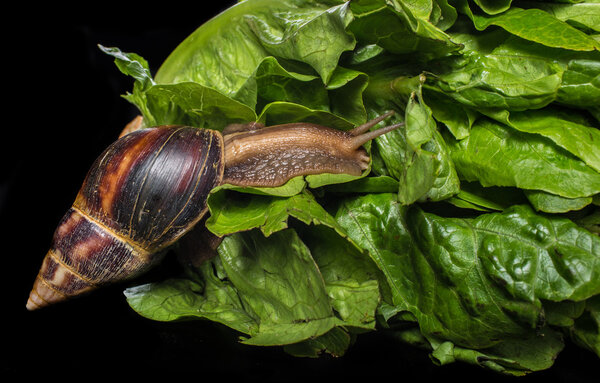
[26,126,224,310]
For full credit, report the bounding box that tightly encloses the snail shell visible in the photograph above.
[27,126,223,310]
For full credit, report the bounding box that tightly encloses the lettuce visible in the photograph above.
[102,0,600,375]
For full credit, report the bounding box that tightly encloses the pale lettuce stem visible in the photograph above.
[364,74,425,104]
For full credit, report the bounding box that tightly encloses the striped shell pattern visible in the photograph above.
[26,126,224,310]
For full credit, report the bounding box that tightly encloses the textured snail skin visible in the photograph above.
[222,111,400,187]
[27,113,400,310]
[223,123,367,187]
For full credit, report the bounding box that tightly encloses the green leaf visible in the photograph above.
[141,82,258,129]
[390,326,564,376]
[426,50,563,111]
[99,45,154,89]
[525,189,593,213]
[445,196,495,212]
[483,35,600,108]
[156,0,355,96]
[244,1,355,84]
[432,0,458,31]
[235,56,324,112]
[124,259,259,335]
[227,57,369,123]
[471,0,513,15]
[491,107,600,173]
[490,32,600,66]
[557,59,600,107]
[448,182,527,212]
[217,229,336,346]
[400,0,435,19]
[456,1,600,51]
[100,45,258,128]
[127,207,382,351]
[99,45,155,120]
[325,66,369,125]
[574,207,600,235]
[205,189,349,239]
[533,1,600,33]
[284,327,353,357]
[240,61,371,126]
[215,176,308,199]
[348,0,461,58]
[297,224,384,330]
[336,195,539,348]
[257,100,355,128]
[428,329,565,376]
[405,86,437,148]
[543,299,586,328]
[377,128,439,204]
[422,87,478,140]
[371,84,460,204]
[571,295,600,356]
[445,118,600,198]
[335,194,600,350]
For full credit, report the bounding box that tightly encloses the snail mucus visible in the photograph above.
[26,111,401,310]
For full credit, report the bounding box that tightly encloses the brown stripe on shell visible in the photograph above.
[121,127,224,250]
[74,126,224,252]
[52,208,151,283]
[26,250,95,310]
[26,207,151,310]
[74,127,175,232]
[41,251,95,295]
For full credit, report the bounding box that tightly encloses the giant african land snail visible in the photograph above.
[26,111,401,310]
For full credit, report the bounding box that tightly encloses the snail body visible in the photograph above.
[27,112,400,310]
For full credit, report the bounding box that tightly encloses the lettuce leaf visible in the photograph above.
[455,0,600,51]
[445,118,600,198]
[335,193,600,368]
[155,0,355,101]
[101,0,600,375]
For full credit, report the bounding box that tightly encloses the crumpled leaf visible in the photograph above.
[217,228,337,346]
[455,0,600,51]
[126,222,382,353]
[335,193,600,351]
[532,1,600,33]
[571,295,600,357]
[156,0,355,96]
[390,325,565,376]
[485,107,600,173]
[124,259,259,335]
[370,79,460,205]
[444,118,600,199]
[426,49,564,112]
[205,189,346,238]
[348,0,461,59]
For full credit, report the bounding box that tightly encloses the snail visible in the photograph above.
[26,111,401,310]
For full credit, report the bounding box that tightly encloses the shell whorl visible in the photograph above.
[26,208,152,310]
[27,126,224,310]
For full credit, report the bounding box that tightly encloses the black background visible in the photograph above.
[2,2,597,381]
